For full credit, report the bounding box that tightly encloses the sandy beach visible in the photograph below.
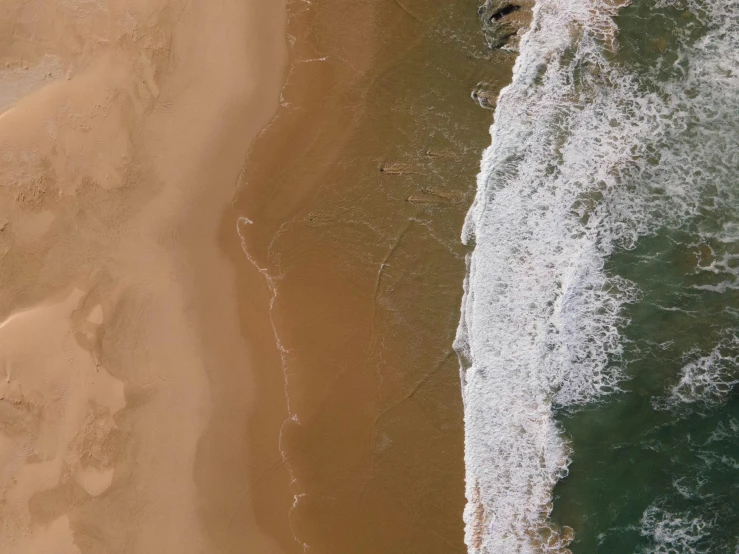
[0,0,523,551]
[0,0,288,552]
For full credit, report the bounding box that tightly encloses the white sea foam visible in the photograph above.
[457,0,739,551]
[639,505,714,554]
[650,333,739,409]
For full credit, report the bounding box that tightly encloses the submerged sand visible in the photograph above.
[0,0,288,552]
[237,0,516,551]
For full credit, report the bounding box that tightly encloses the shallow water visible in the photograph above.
[460,0,739,551]
[236,0,515,551]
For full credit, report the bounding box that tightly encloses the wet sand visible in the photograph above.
[0,0,287,552]
[237,0,516,551]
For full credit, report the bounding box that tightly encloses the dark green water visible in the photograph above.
[549,2,739,552]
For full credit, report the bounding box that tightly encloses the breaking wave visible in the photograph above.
[456,0,739,551]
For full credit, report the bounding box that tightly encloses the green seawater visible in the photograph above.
[550,1,739,552]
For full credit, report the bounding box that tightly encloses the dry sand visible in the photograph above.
[0,0,290,552]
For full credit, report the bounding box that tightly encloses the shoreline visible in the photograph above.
[235,0,518,550]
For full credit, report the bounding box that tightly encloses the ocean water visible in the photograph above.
[456,0,739,552]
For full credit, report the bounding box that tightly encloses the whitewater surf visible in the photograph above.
[457,0,739,551]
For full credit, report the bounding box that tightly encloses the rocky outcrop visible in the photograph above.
[478,0,534,50]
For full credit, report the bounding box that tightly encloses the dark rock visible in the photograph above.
[477,0,534,50]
